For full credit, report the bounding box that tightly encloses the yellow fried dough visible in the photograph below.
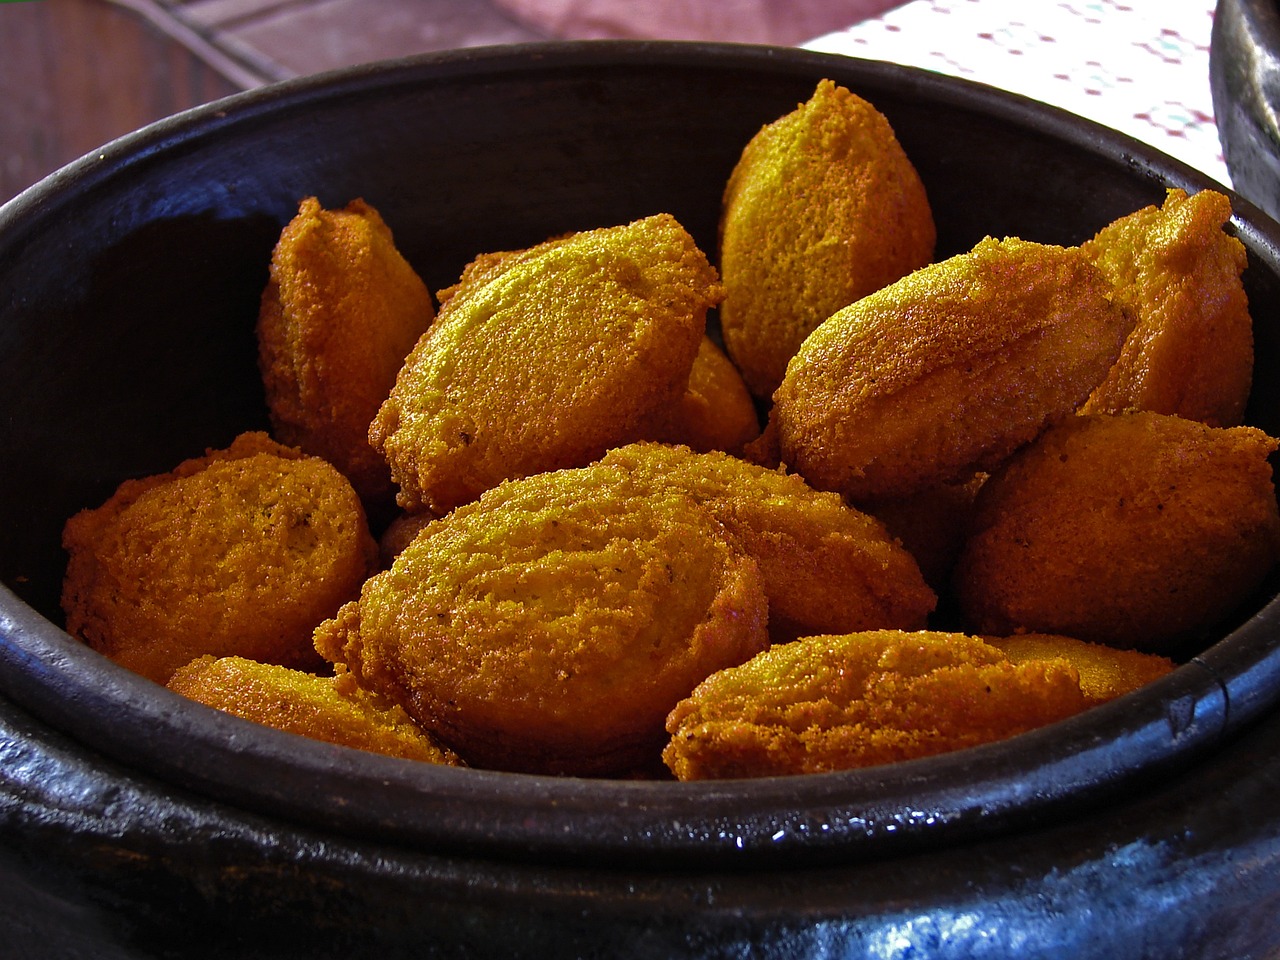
[984,634,1174,705]
[647,336,760,455]
[772,236,1131,502]
[258,197,435,507]
[599,442,935,640]
[313,463,768,776]
[1080,188,1252,427]
[719,79,936,397]
[370,213,719,514]
[663,630,1088,779]
[62,432,378,684]
[954,412,1280,652]
[167,655,462,765]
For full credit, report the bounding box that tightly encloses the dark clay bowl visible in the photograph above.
[4,42,1280,958]
[1212,0,1280,221]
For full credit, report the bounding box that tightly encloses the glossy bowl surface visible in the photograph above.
[1212,0,1280,220]
[4,40,1280,957]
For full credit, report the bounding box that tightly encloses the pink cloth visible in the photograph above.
[490,0,906,46]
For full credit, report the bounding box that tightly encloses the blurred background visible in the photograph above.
[0,0,1227,206]
[0,0,902,204]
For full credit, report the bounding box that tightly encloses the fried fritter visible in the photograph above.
[1080,188,1252,427]
[663,629,1088,779]
[167,655,462,765]
[258,197,435,508]
[954,412,1280,652]
[313,462,769,776]
[771,236,1131,502]
[647,336,760,455]
[719,79,936,397]
[599,442,935,640]
[61,432,378,684]
[370,213,719,514]
[984,634,1175,705]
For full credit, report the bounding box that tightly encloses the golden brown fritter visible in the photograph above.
[771,236,1132,502]
[719,79,936,397]
[984,634,1175,705]
[598,442,935,640]
[646,336,760,455]
[370,213,719,515]
[62,432,378,684]
[663,629,1088,780]
[167,655,462,765]
[258,197,435,507]
[954,412,1280,652]
[1080,188,1252,427]
[313,461,769,776]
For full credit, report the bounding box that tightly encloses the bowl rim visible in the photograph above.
[3,38,1280,869]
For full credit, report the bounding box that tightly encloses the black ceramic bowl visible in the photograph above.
[1212,0,1280,221]
[4,42,1280,959]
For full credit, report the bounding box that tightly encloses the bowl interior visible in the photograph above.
[3,42,1280,868]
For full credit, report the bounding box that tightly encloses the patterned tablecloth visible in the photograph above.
[805,0,1228,187]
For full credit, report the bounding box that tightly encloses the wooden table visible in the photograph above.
[0,0,891,203]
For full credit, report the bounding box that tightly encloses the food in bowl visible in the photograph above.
[61,431,377,684]
[56,79,1273,782]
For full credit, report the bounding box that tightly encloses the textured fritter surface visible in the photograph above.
[1080,188,1252,427]
[167,655,461,765]
[313,463,769,776]
[370,213,718,514]
[984,634,1175,705]
[258,197,435,506]
[719,79,936,397]
[772,236,1131,502]
[954,412,1280,652]
[663,629,1087,779]
[62,432,378,684]
[599,442,935,640]
[647,337,760,456]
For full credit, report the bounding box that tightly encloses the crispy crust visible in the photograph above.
[599,442,935,640]
[370,213,719,514]
[168,655,462,765]
[719,79,936,397]
[258,197,435,506]
[313,461,769,776]
[772,236,1132,501]
[663,629,1088,779]
[1080,188,1253,426]
[62,432,378,683]
[954,412,1280,652]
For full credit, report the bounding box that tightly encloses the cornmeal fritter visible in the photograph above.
[771,236,1131,502]
[954,412,1280,652]
[167,655,461,765]
[719,79,936,397]
[663,629,1088,779]
[1080,188,1252,427]
[258,197,435,507]
[984,634,1175,705]
[62,432,377,684]
[599,442,935,640]
[370,213,719,514]
[647,336,760,455]
[313,462,769,776]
